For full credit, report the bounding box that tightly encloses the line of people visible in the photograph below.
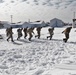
[5,26,72,43]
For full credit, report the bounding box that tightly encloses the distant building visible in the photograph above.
[49,18,64,27]
[0,21,22,28]
[64,23,72,26]
[22,21,46,28]
[0,21,4,28]
[0,21,10,28]
[72,19,76,28]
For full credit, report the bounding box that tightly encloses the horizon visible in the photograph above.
[0,18,74,24]
[0,0,76,23]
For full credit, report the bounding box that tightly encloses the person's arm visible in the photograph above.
[62,30,65,33]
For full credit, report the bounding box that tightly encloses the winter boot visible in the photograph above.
[7,39,9,42]
[63,38,67,43]
[47,36,48,39]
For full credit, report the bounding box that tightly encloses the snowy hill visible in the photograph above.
[0,27,76,75]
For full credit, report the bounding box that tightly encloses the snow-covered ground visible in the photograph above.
[0,27,76,75]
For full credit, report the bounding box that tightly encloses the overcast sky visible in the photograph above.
[0,0,76,23]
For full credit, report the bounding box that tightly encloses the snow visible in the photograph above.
[0,27,76,75]
[55,64,76,70]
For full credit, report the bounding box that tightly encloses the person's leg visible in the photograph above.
[35,31,38,38]
[11,35,14,42]
[30,34,33,41]
[50,35,53,40]
[17,34,20,40]
[7,35,11,42]
[29,33,32,41]
[24,33,27,39]
[47,36,50,39]
[63,38,67,43]
[64,34,69,42]
[38,32,40,39]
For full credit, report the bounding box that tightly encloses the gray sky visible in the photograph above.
[0,0,76,23]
